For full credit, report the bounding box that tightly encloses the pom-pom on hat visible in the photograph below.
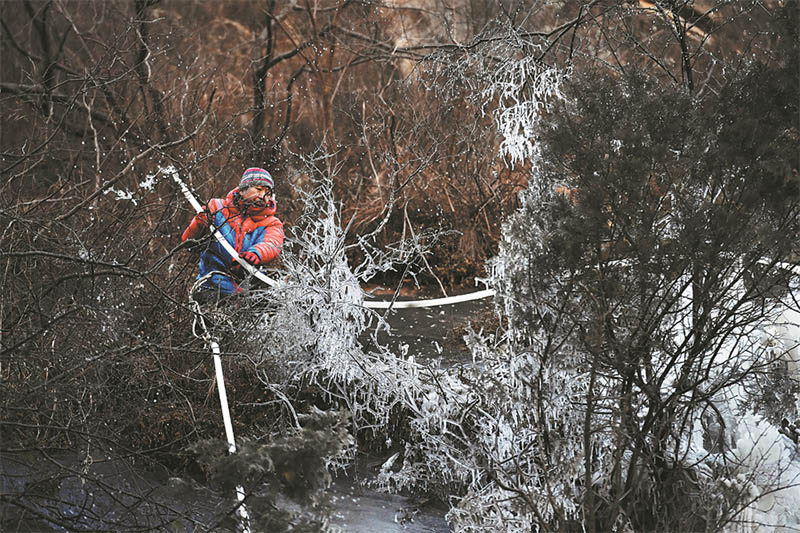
[239,167,274,190]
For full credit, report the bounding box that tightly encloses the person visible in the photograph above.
[182,167,284,304]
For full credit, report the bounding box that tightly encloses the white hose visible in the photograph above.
[188,289,250,532]
[362,288,496,309]
[210,340,251,532]
[174,173,495,309]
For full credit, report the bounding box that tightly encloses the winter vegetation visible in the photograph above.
[2,1,799,531]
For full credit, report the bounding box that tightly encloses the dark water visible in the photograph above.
[0,450,450,532]
[1,450,213,531]
[330,473,450,532]
[1,296,492,532]
[369,296,491,364]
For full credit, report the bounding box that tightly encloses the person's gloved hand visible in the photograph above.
[197,203,214,227]
[232,251,261,275]
[240,251,261,266]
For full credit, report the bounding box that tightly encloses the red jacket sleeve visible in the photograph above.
[251,219,284,263]
[181,213,208,242]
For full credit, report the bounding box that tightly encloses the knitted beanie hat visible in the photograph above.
[239,167,274,190]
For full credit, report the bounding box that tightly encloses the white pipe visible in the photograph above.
[362,288,496,309]
[211,340,251,532]
[174,172,496,308]
[211,341,238,452]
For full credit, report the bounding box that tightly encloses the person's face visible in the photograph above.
[241,185,273,205]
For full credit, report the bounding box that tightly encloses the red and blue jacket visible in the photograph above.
[181,188,284,295]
